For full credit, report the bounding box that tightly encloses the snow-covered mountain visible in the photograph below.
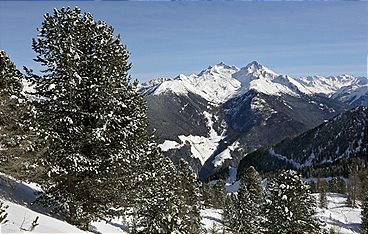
[143,62,240,104]
[298,75,368,107]
[140,61,366,180]
[141,61,367,106]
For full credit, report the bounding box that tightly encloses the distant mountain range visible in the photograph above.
[139,61,368,180]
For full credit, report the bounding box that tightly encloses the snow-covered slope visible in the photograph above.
[232,61,304,97]
[145,61,306,103]
[0,174,129,233]
[298,75,363,96]
[0,175,217,233]
[193,193,362,234]
[298,75,368,106]
[1,200,86,233]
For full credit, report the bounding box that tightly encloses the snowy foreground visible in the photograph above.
[316,193,361,234]
[0,176,362,233]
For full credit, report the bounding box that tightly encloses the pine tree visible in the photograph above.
[347,170,361,207]
[319,179,328,209]
[212,179,226,209]
[362,193,368,234]
[175,159,202,233]
[0,51,33,177]
[264,170,321,234]
[235,166,263,234]
[133,141,182,233]
[222,193,238,233]
[0,201,8,224]
[27,7,148,229]
[200,182,214,208]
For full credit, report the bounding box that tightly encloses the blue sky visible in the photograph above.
[0,1,367,82]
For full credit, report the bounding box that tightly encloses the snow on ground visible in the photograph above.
[158,110,230,165]
[0,174,129,234]
[212,141,239,167]
[1,200,86,233]
[90,217,129,234]
[201,208,223,232]
[200,193,363,233]
[315,193,361,234]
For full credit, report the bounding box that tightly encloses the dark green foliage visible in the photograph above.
[361,193,368,234]
[264,170,321,234]
[347,171,361,208]
[200,182,214,208]
[0,51,34,177]
[223,166,264,234]
[28,7,148,229]
[0,201,8,224]
[328,177,346,194]
[133,142,183,233]
[222,193,238,232]
[236,166,264,233]
[211,179,226,209]
[175,159,202,233]
[318,179,328,209]
[241,166,263,202]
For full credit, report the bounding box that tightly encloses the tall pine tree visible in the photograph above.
[133,140,182,233]
[264,170,321,234]
[212,179,226,209]
[235,166,264,234]
[222,193,238,233]
[319,179,328,209]
[175,159,202,233]
[27,7,148,229]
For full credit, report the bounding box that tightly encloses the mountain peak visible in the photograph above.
[198,62,238,76]
[243,61,277,76]
[245,60,262,68]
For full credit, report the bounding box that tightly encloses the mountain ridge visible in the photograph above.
[140,61,367,107]
[237,106,368,175]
